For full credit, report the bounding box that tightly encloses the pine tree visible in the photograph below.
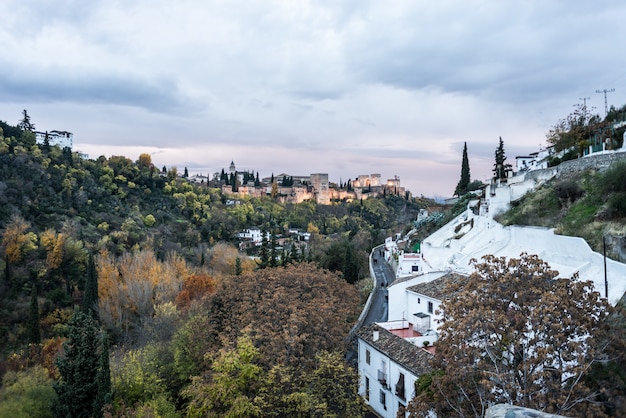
[493,136,513,181]
[18,109,35,131]
[82,253,99,320]
[93,331,112,418]
[454,142,471,196]
[54,309,100,418]
[42,131,51,153]
[28,285,41,344]
[184,166,189,178]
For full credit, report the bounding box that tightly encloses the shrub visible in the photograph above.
[600,161,626,194]
[555,180,585,206]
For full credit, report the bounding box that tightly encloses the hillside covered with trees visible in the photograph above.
[0,115,436,417]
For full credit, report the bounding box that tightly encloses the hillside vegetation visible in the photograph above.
[497,159,626,261]
[0,117,438,417]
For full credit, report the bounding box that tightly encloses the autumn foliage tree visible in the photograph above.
[175,273,217,310]
[1,214,37,289]
[97,249,188,341]
[406,253,614,418]
[204,262,360,371]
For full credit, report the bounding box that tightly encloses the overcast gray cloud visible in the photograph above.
[1,0,625,197]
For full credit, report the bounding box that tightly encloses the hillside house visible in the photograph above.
[35,130,73,149]
[357,323,433,418]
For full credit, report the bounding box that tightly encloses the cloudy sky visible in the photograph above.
[1,1,625,197]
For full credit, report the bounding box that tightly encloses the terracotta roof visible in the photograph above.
[406,272,467,301]
[357,323,433,376]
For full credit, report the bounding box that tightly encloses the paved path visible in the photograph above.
[362,250,395,325]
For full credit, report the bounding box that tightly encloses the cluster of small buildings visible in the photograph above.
[190,161,409,205]
[236,226,310,252]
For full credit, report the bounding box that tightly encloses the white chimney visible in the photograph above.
[373,330,379,342]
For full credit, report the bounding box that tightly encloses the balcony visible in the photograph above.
[377,369,387,387]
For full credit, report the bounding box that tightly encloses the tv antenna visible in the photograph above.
[578,97,590,111]
[595,88,615,117]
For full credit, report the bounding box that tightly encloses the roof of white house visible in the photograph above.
[406,272,467,301]
[357,323,433,376]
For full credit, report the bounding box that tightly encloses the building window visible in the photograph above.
[365,377,370,401]
[395,372,406,400]
[417,297,420,304]
[380,390,386,410]
[428,301,434,314]
[366,349,370,365]
[378,359,387,386]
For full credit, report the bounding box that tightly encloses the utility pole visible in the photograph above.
[595,88,615,117]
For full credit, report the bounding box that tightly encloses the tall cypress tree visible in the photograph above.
[269,232,278,268]
[82,253,99,321]
[257,229,270,269]
[454,142,471,196]
[493,136,513,181]
[93,331,112,418]
[343,243,360,284]
[54,309,100,418]
[28,285,41,344]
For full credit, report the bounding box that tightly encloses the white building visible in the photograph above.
[396,253,425,278]
[515,146,555,173]
[236,227,264,245]
[35,130,73,149]
[357,323,433,418]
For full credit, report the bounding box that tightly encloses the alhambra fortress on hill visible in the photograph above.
[190,161,408,204]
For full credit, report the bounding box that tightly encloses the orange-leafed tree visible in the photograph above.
[98,249,187,341]
[175,273,217,310]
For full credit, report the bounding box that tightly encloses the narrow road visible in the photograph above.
[346,248,396,367]
[362,250,395,325]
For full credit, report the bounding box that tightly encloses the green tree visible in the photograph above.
[183,333,263,418]
[18,109,35,132]
[454,142,470,196]
[54,309,100,418]
[0,365,56,418]
[42,131,51,154]
[269,231,278,268]
[28,286,41,345]
[493,136,513,181]
[94,331,112,418]
[306,351,365,416]
[82,253,99,320]
[256,351,365,417]
[257,229,270,269]
[343,242,360,284]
